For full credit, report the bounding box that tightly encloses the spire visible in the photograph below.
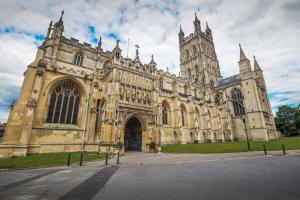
[46,20,52,39]
[253,55,261,71]
[194,12,199,22]
[206,21,210,30]
[179,25,183,34]
[239,43,248,61]
[149,54,156,65]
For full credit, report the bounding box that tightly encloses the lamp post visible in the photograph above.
[241,116,251,151]
[231,96,251,151]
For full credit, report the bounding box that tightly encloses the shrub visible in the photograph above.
[149,142,157,149]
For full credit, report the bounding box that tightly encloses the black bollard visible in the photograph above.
[263,144,267,155]
[67,153,71,166]
[282,144,286,155]
[80,152,83,166]
[117,151,120,165]
[105,152,108,165]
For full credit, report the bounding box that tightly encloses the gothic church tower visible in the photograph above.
[179,13,221,87]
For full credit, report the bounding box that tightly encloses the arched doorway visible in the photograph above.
[124,117,142,151]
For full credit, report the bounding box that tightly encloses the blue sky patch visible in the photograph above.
[104,32,122,42]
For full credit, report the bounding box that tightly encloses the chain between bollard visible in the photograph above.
[263,144,267,155]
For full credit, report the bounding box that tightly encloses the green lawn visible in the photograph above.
[162,136,300,154]
[0,152,106,169]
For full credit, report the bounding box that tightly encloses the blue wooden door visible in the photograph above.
[136,135,142,151]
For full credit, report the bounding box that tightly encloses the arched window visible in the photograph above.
[215,94,221,106]
[231,88,245,116]
[74,52,84,66]
[181,104,187,127]
[187,68,192,82]
[201,74,205,85]
[186,49,190,59]
[46,81,81,125]
[195,107,201,128]
[159,77,163,89]
[172,81,176,91]
[193,45,197,55]
[103,60,111,70]
[162,101,169,125]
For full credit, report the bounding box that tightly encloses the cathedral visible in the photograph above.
[0,12,277,157]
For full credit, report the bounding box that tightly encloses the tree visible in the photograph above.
[275,105,300,136]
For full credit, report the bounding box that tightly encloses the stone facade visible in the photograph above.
[0,12,277,157]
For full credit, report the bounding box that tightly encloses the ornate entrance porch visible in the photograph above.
[124,117,142,151]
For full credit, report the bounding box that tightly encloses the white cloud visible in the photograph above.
[0,0,299,122]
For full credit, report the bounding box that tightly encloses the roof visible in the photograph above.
[214,74,240,89]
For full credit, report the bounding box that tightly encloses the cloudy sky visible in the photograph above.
[0,0,299,122]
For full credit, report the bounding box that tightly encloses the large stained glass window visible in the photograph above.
[232,88,245,116]
[46,81,81,125]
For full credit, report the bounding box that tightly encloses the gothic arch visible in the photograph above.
[123,112,147,131]
[73,50,84,66]
[46,79,82,125]
[195,106,201,129]
[43,77,87,124]
[231,88,245,116]
[162,100,171,125]
[180,104,187,127]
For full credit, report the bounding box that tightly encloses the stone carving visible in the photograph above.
[26,99,37,108]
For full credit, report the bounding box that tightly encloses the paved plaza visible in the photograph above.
[0,151,300,200]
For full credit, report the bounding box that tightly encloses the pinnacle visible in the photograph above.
[59,10,64,22]
[253,55,261,70]
[239,43,248,61]
[194,12,199,21]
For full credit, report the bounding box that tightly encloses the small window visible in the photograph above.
[74,52,84,66]
[159,78,163,89]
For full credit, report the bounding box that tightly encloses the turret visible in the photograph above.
[148,54,157,72]
[178,25,185,45]
[194,13,201,33]
[112,40,122,59]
